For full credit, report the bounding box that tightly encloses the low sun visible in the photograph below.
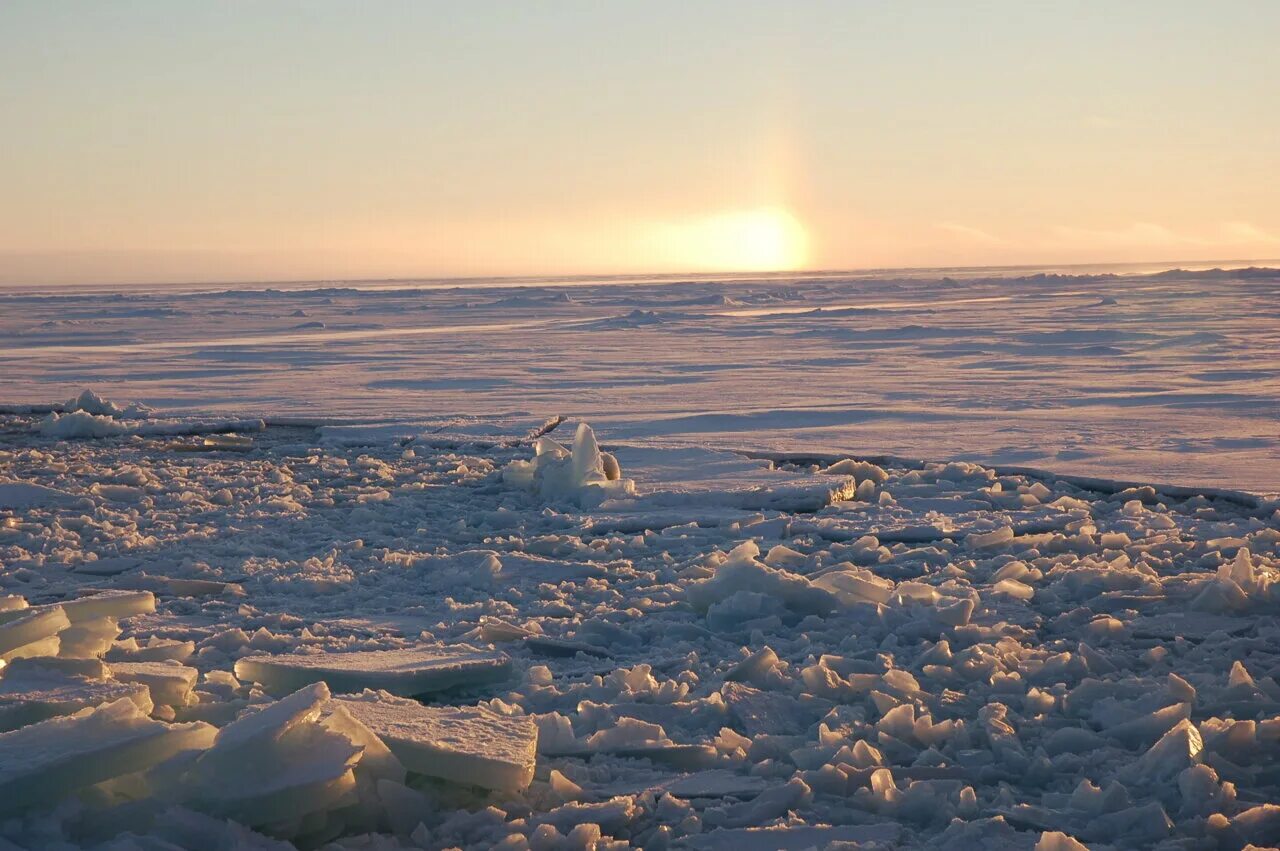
[649,207,811,273]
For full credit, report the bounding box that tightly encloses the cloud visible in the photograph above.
[936,222,1007,245]
[1047,221,1280,250]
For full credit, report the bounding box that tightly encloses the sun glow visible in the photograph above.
[645,207,811,272]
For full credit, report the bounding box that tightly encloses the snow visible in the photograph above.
[333,690,538,791]
[234,644,513,697]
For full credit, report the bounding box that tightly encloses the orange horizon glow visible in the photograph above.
[1,3,1277,285]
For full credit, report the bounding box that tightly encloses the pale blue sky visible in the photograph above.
[2,1,1277,283]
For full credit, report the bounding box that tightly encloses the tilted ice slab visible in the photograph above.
[0,697,214,815]
[0,606,69,658]
[0,661,153,731]
[332,690,538,791]
[235,644,512,697]
[0,590,155,627]
[181,682,361,829]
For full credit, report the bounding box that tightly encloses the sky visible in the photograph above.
[1,1,1278,285]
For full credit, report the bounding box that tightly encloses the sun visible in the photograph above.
[646,207,811,272]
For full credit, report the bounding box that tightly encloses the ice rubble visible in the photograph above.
[2,420,1280,848]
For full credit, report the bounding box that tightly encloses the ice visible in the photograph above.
[0,481,77,509]
[503,423,636,507]
[0,661,153,731]
[1123,719,1204,784]
[681,823,901,850]
[333,690,538,791]
[0,698,214,815]
[107,637,197,663]
[109,661,199,707]
[39,410,129,438]
[686,541,837,622]
[0,606,69,658]
[1,290,1280,849]
[606,445,858,513]
[0,590,156,627]
[234,644,512,697]
[180,683,363,832]
[56,615,121,658]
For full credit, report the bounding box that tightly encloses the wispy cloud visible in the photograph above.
[936,222,1007,245]
[1048,221,1280,249]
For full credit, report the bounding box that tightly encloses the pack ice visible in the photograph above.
[0,401,1279,849]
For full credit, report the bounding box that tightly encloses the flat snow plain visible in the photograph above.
[0,266,1278,850]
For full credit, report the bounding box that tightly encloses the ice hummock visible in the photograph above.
[332,690,538,792]
[502,422,635,507]
[234,644,512,697]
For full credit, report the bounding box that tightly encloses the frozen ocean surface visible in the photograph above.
[1,265,1279,849]
[2,264,1277,493]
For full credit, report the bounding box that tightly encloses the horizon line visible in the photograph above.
[2,256,1279,294]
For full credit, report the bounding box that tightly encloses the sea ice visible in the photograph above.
[180,683,362,832]
[333,690,538,791]
[0,606,69,658]
[109,660,199,707]
[234,644,512,697]
[0,697,214,815]
[0,661,153,731]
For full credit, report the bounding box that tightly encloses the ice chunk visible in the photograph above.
[821,458,889,483]
[1124,719,1203,783]
[72,555,145,577]
[235,643,512,697]
[181,683,362,830]
[333,690,537,791]
[56,615,121,658]
[687,542,836,619]
[0,482,77,510]
[0,662,153,731]
[504,423,636,507]
[1035,831,1090,850]
[110,661,199,707]
[811,567,894,605]
[967,526,1014,549]
[0,591,155,627]
[682,823,901,850]
[39,410,128,438]
[0,606,69,658]
[107,637,197,663]
[0,698,214,815]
